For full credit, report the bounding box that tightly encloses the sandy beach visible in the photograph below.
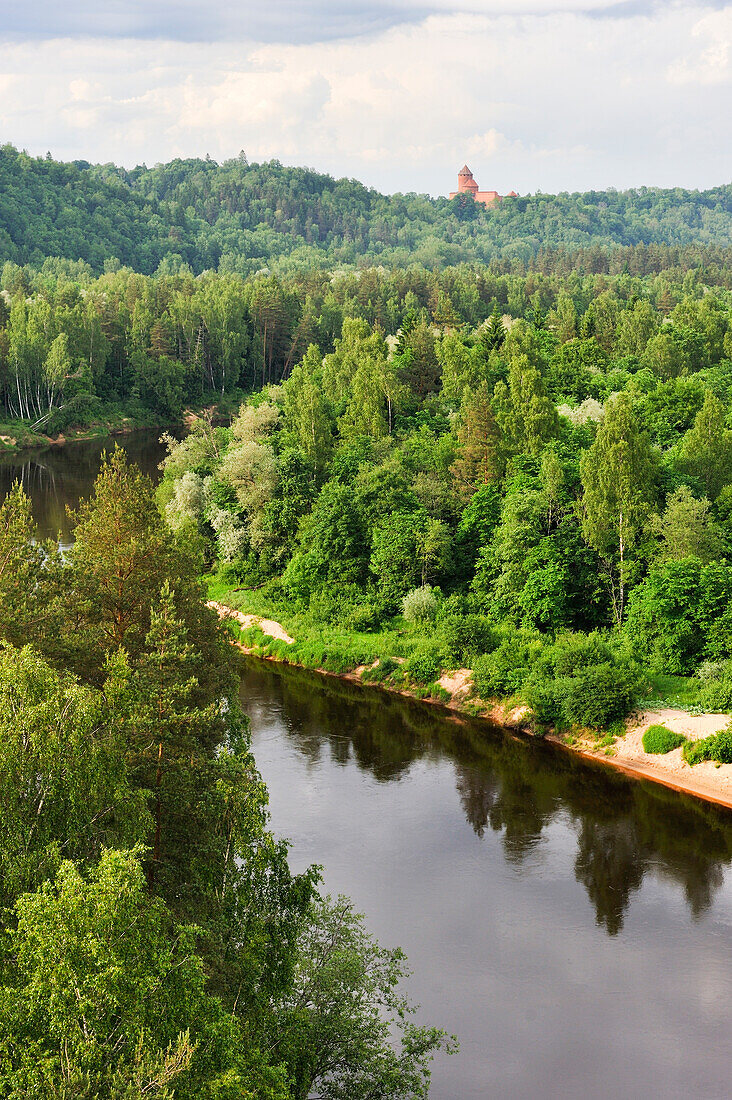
[565,706,732,810]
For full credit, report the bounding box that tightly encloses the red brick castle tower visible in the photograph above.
[449,165,515,206]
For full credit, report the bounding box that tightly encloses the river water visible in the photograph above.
[7,434,732,1099]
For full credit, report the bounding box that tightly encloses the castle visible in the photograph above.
[449,165,516,206]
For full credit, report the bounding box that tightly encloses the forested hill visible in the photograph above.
[1,144,731,275]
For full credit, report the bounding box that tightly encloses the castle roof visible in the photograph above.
[458,165,473,177]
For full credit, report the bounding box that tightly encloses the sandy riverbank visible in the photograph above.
[561,707,732,810]
[208,602,732,812]
[209,602,295,644]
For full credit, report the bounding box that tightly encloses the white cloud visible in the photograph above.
[668,8,732,83]
[0,4,729,193]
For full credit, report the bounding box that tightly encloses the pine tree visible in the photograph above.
[64,447,231,702]
[678,390,732,499]
[451,383,504,497]
[127,582,223,897]
[484,304,506,351]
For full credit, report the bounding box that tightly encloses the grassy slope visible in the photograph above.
[207,575,419,672]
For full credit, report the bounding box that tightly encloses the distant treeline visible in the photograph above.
[1,144,731,275]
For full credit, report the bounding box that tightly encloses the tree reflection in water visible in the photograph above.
[240,658,732,936]
[0,431,172,542]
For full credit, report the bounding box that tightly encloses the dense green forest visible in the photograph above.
[3,249,732,432]
[0,454,450,1096]
[151,257,732,735]
[1,144,731,275]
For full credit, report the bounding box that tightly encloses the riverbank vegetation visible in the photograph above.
[0,454,450,1097]
[153,258,732,738]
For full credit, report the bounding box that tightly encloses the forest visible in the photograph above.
[2,247,732,433]
[148,256,732,734]
[1,144,732,275]
[0,453,451,1096]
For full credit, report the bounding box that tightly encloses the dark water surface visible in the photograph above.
[240,659,732,1100]
[0,430,169,542]
[6,436,732,1099]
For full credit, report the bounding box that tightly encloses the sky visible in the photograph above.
[1,0,731,196]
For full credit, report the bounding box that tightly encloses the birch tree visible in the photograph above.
[580,392,656,625]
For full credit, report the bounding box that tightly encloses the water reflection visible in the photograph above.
[240,659,732,936]
[0,431,171,541]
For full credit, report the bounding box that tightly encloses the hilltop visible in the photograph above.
[1,144,731,275]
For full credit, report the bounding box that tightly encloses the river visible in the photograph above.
[7,433,732,1099]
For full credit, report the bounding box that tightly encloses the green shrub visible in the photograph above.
[402,585,440,624]
[267,638,294,662]
[699,678,732,711]
[522,675,561,724]
[711,729,732,762]
[696,659,727,683]
[404,652,441,686]
[471,631,542,699]
[361,657,399,683]
[309,584,365,626]
[642,724,685,754]
[520,630,641,729]
[437,614,497,666]
[556,663,639,729]
[548,632,614,677]
[239,624,268,648]
[683,727,732,765]
[343,601,384,632]
[683,737,714,765]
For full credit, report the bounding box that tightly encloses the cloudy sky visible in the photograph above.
[1,1,730,195]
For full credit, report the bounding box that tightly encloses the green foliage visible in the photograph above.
[3,147,732,279]
[0,850,265,1100]
[402,585,440,624]
[677,390,732,499]
[625,558,732,674]
[371,511,449,609]
[471,630,543,698]
[0,452,454,1100]
[0,645,148,906]
[642,724,686,754]
[699,674,732,712]
[361,656,399,683]
[436,613,497,667]
[580,391,657,624]
[404,651,442,686]
[271,895,454,1100]
[652,486,724,563]
[683,728,732,766]
[556,663,639,729]
[523,632,641,728]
